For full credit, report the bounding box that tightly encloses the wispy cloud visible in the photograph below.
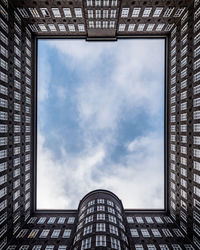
[37,39,164,209]
[38,52,51,102]
[37,130,163,209]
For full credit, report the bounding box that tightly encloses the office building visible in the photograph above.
[0,0,199,249]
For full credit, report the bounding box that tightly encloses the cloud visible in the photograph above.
[37,130,107,209]
[47,40,114,70]
[38,53,51,102]
[56,86,68,101]
[37,130,164,209]
[37,39,165,209]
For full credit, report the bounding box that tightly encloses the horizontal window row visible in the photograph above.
[83,198,120,212]
[130,228,184,238]
[80,235,122,249]
[6,244,195,250]
[86,0,118,7]
[28,216,75,224]
[38,23,85,32]
[17,228,72,239]
[87,9,116,18]
[83,214,124,229]
[119,23,174,32]
[121,7,185,18]
[20,7,84,18]
[126,216,172,224]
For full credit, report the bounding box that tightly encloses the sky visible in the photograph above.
[37,39,165,210]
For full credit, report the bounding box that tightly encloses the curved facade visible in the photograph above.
[73,190,129,250]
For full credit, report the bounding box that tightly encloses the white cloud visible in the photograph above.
[56,86,68,101]
[37,130,164,209]
[38,55,51,102]
[47,40,114,70]
[37,130,107,209]
[37,39,165,209]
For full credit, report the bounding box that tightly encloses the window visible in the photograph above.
[37,217,46,224]
[0,175,7,185]
[19,246,29,250]
[39,230,50,238]
[194,161,200,171]
[194,72,200,82]
[62,229,71,238]
[52,8,61,18]
[87,207,94,214]
[58,246,67,250]
[151,229,161,237]
[88,200,95,207]
[0,149,7,159]
[121,8,129,18]
[0,199,7,211]
[51,229,60,238]
[147,245,157,250]
[127,217,134,223]
[0,45,8,58]
[110,237,121,249]
[119,24,126,31]
[97,199,104,204]
[107,200,114,207]
[184,245,194,250]
[96,223,106,232]
[81,237,91,249]
[0,72,8,83]
[136,217,144,223]
[103,10,108,18]
[32,246,42,250]
[135,245,144,250]
[141,229,150,237]
[68,24,75,32]
[0,58,7,70]
[159,245,169,250]
[194,149,200,158]
[85,215,93,224]
[109,225,118,235]
[28,229,39,238]
[194,210,200,223]
[67,217,75,224]
[130,228,139,237]
[45,246,54,250]
[0,32,8,46]
[172,245,182,250]
[194,45,200,57]
[47,217,56,224]
[58,217,65,224]
[181,178,187,188]
[108,207,115,214]
[110,10,116,18]
[74,8,82,18]
[83,225,92,235]
[63,8,71,17]
[97,214,105,220]
[143,7,152,17]
[194,186,200,197]
[194,111,200,119]
[97,205,105,212]
[162,229,173,237]
[173,229,184,237]
[96,235,106,246]
[109,215,117,224]
[0,211,7,225]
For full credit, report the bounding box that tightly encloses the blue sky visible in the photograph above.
[37,39,164,209]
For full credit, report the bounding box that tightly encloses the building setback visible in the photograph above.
[0,0,200,249]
